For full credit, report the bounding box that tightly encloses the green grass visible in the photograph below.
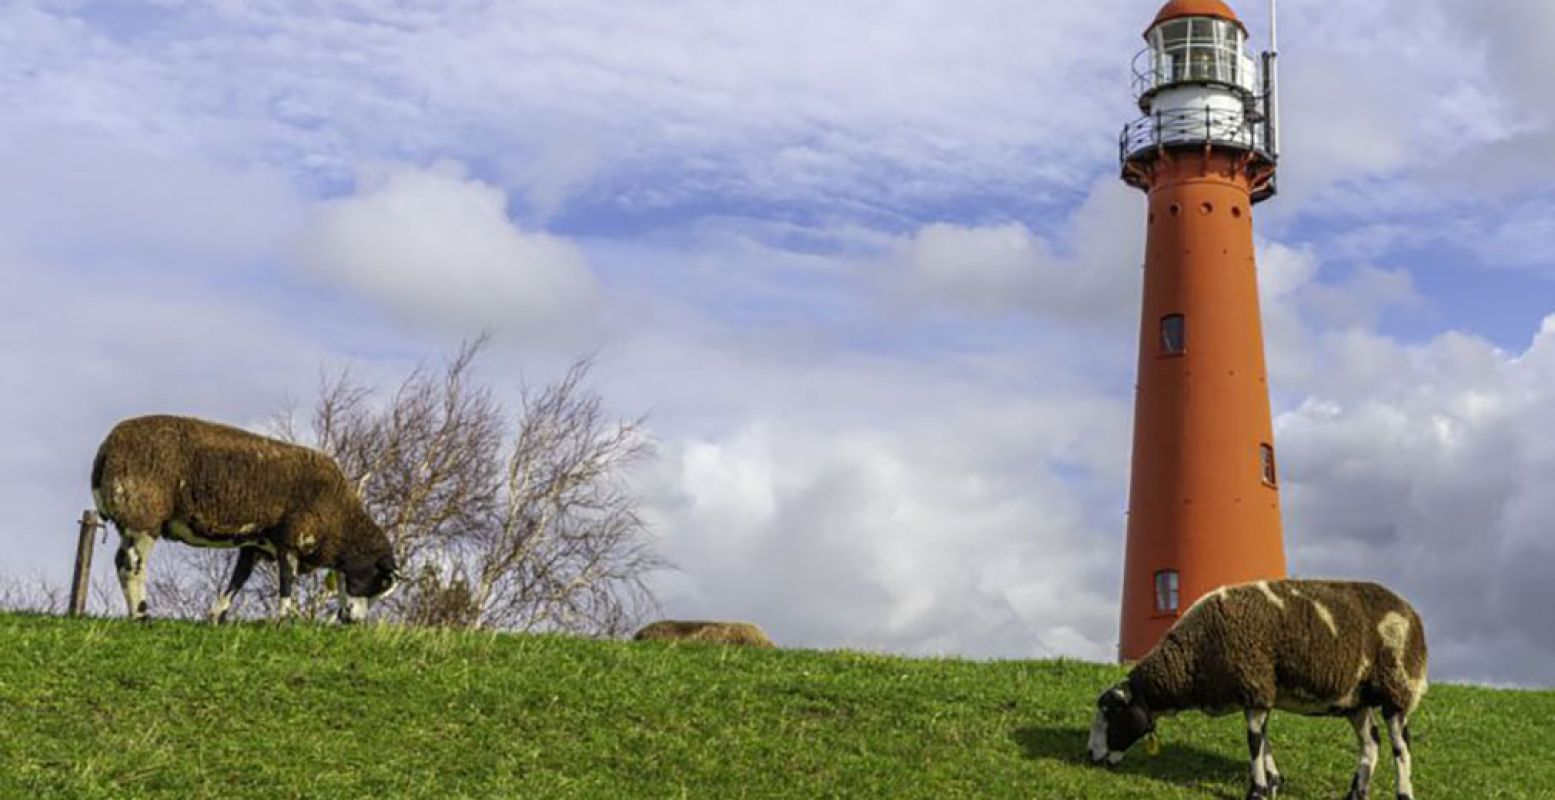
[0,613,1549,799]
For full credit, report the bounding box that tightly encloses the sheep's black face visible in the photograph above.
[365,554,399,598]
[337,552,399,624]
[1088,683,1154,766]
[341,553,397,597]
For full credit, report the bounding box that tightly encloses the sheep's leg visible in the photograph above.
[208,548,257,624]
[113,531,156,620]
[1244,709,1274,799]
[1385,711,1415,800]
[275,550,298,620]
[1263,744,1282,795]
[1345,709,1380,800]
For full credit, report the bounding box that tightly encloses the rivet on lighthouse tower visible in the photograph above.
[1116,0,1286,661]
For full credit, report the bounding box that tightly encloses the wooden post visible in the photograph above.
[70,510,101,617]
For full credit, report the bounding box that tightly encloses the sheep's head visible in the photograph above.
[1088,682,1154,766]
[335,525,400,624]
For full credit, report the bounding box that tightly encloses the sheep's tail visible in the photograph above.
[90,444,115,524]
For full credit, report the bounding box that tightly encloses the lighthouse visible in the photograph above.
[1116,0,1286,661]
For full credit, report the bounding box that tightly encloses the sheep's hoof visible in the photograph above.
[1244,786,1271,800]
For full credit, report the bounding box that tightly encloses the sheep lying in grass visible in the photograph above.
[92,415,399,624]
[633,620,775,648]
[1088,579,1428,800]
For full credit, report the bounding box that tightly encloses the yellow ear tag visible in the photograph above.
[1145,733,1162,757]
[325,571,338,592]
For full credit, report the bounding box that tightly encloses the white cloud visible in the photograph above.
[1443,0,1555,116]
[584,311,1134,661]
[0,125,303,264]
[0,0,1143,218]
[1258,243,1425,392]
[7,0,1551,226]
[1478,198,1555,274]
[897,222,1060,313]
[888,180,1142,323]
[299,161,598,335]
[1274,319,1555,685]
[1303,266,1423,330]
[642,417,1121,662]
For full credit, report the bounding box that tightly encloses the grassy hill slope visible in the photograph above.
[0,613,1549,798]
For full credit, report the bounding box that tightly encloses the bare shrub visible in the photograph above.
[0,572,67,614]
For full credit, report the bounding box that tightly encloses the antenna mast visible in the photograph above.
[1265,0,1281,160]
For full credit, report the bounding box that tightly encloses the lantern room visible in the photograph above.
[1133,5,1258,108]
[1119,0,1279,202]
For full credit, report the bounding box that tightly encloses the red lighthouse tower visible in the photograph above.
[1117,0,1287,661]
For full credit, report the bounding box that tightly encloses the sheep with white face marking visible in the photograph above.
[91,415,399,624]
[1088,579,1428,800]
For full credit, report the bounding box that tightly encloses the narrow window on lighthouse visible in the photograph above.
[1161,314,1186,355]
[1154,570,1180,614]
[1161,21,1189,82]
[1260,443,1278,486]
[1188,20,1216,81]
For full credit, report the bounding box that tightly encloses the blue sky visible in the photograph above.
[3,0,1555,685]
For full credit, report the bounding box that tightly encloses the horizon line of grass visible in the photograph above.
[1,612,1551,798]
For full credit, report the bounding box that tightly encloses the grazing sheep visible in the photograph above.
[1088,579,1428,800]
[633,620,776,648]
[91,415,399,624]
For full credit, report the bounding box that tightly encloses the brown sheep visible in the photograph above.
[91,415,398,623]
[1088,579,1428,800]
[633,620,776,648]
